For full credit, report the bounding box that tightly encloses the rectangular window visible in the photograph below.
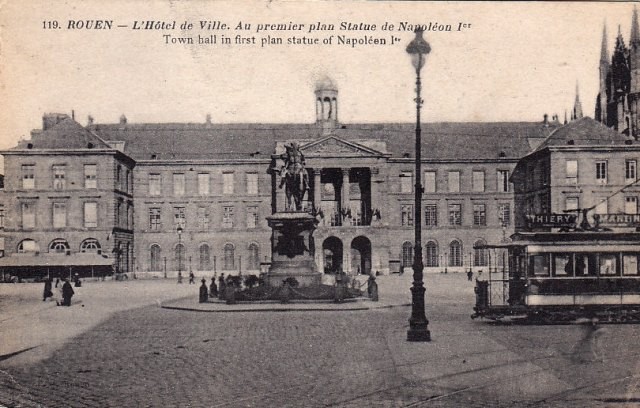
[565,197,579,212]
[448,203,462,225]
[149,208,161,231]
[424,171,436,193]
[222,206,234,228]
[498,203,511,226]
[401,204,413,226]
[84,202,97,228]
[52,165,66,190]
[472,171,485,192]
[21,203,35,229]
[0,206,5,228]
[197,173,210,196]
[173,207,186,229]
[197,207,210,230]
[566,160,578,184]
[425,204,437,227]
[246,173,258,195]
[497,170,510,192]
[149,174,162,196]
[400,172,412,193]
[599,254,618,276]
[22,165,35,189]
[625,197,638,215]
[223,172,234,195]
[626,160,637,182]
[173,173,185,196]
[53,202,66,228]
[529,254,550,277]
[596,161,607,184]
[473,204,486,226]
[623,254,640,276]
[448,171,460,193]
[84,164,97,189]
[247,206,259,229]
[552,254,571,277]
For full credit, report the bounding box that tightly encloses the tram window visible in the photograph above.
[599,254,618,276]
[552,254,572,276]
[529,254,550,277]
[623,254,640,276]
[574,254,595,276]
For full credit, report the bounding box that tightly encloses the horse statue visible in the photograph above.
[279,142,309,211]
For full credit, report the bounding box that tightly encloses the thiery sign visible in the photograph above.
[526,214,577,228]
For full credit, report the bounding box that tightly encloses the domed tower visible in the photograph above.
[315,76,338,135]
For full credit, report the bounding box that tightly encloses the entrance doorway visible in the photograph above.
[351,236,372,275]
[322,236,343,274]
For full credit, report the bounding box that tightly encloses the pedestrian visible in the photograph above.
[199,279,208,303]
[43,278,53,301]
[210,276,218,298]
[218,274,226,300]
[367,274,378,301]
[467,270,473,281]
[177,271,183,284]
[189,271,195,284]
[572,317,608,363]
[61,279,74,306]
[55,277,60,288]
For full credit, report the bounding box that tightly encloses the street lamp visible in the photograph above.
[406,28,431,342]
[177,225,183,283]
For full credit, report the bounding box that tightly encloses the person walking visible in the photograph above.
[218,273,226,300]
[189,271,195,284]
[61,279,74,306]
[43,278,53,301]
[209,276,218,298]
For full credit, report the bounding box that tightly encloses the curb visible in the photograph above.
[160,302,411,313]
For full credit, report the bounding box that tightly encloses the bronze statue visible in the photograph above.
[279,142,309,211]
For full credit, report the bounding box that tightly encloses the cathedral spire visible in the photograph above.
[631,6,640,45]
[573,82,583,120]
[601,23,609,62]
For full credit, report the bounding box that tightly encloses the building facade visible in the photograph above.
[0,79,566,279]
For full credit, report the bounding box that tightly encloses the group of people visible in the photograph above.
[42,277,75,306]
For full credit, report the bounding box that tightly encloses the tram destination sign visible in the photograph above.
[526,214,577,228]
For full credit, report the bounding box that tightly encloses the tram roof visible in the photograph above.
[476,231,640,250]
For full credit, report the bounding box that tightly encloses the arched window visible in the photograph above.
[449,240,463,267]
[402,241,413,268]
[80,238,101,253]
[474,240,488,267]
[425,241,438,267]
[49,238,70,254]
[150,244,161,272]
[17,239,39,253]
[174,243,185,272]
[248,243,260,270]
[224,243,235,270]
[199,244,211,271]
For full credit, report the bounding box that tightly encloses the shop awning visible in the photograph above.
[0,253,113,267]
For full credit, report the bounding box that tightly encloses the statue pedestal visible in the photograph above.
[266,212,321,287]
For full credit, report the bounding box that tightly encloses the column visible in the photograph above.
[313,168,322,211]
[271,169,277,214]
[341,168,350,217]
[369,167,379,224]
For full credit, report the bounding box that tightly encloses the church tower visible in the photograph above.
[609,26,631,134]
[595,24,609,124]
[573,82,583,120]
[315,76,338,135]
[629,7,640,138]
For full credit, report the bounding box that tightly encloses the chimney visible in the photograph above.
[42,113,69,130]
[543,114,549,126]
[119,114,127,125]
[206,114,212,124]
[87,115,94,126]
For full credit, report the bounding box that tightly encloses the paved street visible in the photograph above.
[1,273,640,407]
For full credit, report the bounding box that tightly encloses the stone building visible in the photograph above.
[0,79,562,279]
[595,8,640,139]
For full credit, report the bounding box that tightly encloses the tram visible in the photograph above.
[472,230,640,323]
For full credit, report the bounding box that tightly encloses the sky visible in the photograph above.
[0,1,638,150]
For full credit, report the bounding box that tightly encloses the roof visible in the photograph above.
[88,121,560,161]
[12,116,113,151]
[532,117,631,153]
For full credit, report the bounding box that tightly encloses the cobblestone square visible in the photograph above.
[1,274,640,407]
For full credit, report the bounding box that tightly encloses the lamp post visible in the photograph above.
[177,225,183,282]
[406,28,431,342]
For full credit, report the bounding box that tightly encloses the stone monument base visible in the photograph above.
[265,212,321,287]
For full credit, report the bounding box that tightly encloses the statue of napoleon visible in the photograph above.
[279,142,310,211]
